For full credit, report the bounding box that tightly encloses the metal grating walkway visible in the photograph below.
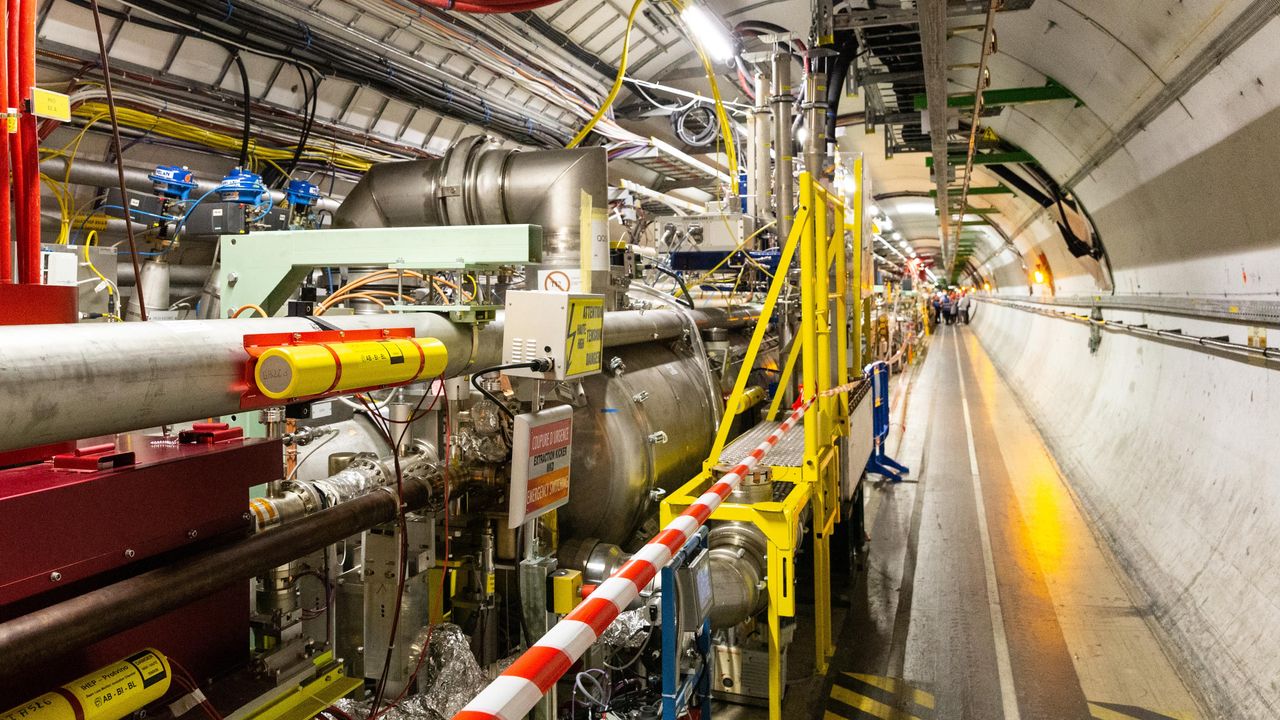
[719,420,807,468]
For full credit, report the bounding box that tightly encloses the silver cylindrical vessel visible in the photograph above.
[562,341,719,546]
[0,307,753,453]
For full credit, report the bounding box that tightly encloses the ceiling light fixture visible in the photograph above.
[681,5,736,63]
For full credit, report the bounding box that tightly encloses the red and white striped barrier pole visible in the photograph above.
[454,394,829,720]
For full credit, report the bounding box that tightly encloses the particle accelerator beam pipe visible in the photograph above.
[0,306,757,453]
[0,475,431,678]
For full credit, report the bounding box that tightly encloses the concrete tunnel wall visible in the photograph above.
[968,300,1279,719]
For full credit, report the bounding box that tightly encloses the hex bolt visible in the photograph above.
[227,272,239,286]
[49,572,62,582]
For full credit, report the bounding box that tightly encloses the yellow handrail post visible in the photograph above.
[798,173,819,461]
[834,203,850,426]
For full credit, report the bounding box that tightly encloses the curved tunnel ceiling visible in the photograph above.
[830,0,1277,296]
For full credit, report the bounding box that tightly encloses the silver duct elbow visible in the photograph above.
[334,138,609,291]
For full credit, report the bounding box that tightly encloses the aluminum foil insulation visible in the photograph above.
[599,608,652,650]
[333,624,486,720]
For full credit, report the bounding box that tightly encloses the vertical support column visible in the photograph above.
[798,173,818,460]
[814,192,832,441]
[851,156,865,370]
[766,545,785,720]
[747,71,773,225]
[772,52,795,240]
[834,207,849,425]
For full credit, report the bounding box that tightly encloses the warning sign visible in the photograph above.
[564,297,604,378]
[508,405,573,528]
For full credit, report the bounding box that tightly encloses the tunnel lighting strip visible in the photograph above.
[455,382,860,720]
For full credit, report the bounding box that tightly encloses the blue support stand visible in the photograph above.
[661,528,713,720]
[864,361,910,482]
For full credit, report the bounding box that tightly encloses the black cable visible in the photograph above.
[646,265,695,309]
[232,52,252,168]
[469,361,552,419]
[283,65,318,183]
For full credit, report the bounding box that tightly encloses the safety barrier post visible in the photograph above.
[863,361,910,482]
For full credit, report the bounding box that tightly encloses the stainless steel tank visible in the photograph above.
[562,340,719,547]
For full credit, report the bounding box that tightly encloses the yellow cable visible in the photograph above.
[686,33,739,183]
[566,0,645,149]
[675,220,776,295]
[82,231,120,321]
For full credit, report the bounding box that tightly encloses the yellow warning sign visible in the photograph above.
[564,296,604,377]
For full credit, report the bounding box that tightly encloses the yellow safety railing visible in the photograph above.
[662,167,865,720]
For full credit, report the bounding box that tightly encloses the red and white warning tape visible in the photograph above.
[454,393,826,720]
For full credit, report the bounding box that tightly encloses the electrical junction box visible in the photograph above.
[658,213,757,253]
[508,404,573,528]
[502,290,604,380]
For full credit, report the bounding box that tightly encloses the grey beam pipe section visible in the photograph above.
[0,475,430,677]
[771,52,795,240]
[749,70,773,229]
[919,0,952,270]
[0,307,758,453]
[38,157,342,213]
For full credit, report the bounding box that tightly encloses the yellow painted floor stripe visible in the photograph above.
[829,684,922,720]
[825,712,848,720]
[845,673,936,710]
[1089,704,1135,720]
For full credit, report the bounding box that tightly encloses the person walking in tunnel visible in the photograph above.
[958,292,972,325]
[941,292,955,325]
[930,293,942,329]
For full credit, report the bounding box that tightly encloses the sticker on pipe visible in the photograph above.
[508,405,573,528]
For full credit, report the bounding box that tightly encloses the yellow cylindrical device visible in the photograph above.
[1,649,172,720]
[254,337,448,400]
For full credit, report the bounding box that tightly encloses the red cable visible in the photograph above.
[409,0,564,13]
[6,0,21,284]
[16,0,38,284]
[0,0,11,283]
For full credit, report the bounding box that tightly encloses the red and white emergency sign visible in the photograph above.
[507,404,573,528]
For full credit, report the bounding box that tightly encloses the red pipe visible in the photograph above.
[16,0,38,284]
[0,0,11,283]
[410,0,564,12]
[6,0,20,284]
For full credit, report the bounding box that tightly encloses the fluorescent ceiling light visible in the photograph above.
[891,231,902,241]
[650,136,734,184]
[681,5,736,63]
[879,216,894,231]
[867,204,880,216]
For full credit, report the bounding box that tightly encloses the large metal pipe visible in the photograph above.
[38,157,341,213]
[0,475,429,677]
[0,306,755,453]
[748,70,773,229]
[772,52,795,239]
[333,139,609,292]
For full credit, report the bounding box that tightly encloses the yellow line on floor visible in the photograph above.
[845,673,936,710]
[829,684,922,720]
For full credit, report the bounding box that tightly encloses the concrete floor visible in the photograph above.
[717,327,1205,720]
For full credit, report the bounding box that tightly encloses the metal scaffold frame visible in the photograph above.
[662,169,863,720]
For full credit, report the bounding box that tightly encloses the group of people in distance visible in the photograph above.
[930,289,972,327]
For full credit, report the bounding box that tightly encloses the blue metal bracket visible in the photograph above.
[863,361,910,482]
[661,527,713,720]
